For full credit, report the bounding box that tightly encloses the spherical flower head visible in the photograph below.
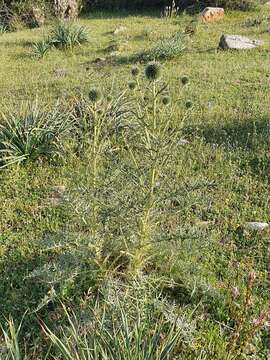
[131,66,140,77]
[144,61,161,81]
[162,95,171,106]
[128,80,137,91]
[185,100,193,109]
[143,95,149,102]
[106,95,113,102]
[181,76,189,86]
[89,87,102,103]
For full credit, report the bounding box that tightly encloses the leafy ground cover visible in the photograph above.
[0,5,270,359]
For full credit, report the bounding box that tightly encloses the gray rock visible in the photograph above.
[244,222,269,231]
[219,34,263,50]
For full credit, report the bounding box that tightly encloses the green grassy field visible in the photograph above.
[0,5,270,359]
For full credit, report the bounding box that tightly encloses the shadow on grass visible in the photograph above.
[183,116,270,181]
[0,251,50,318]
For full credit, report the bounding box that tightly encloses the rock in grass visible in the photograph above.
[196,220,213,228]
[219,35,263,50]
[201,7,224,23]
[51,185,66,195]
[178,138,190,145]
[113,25,127,35]
[53,68,68,77]
[48,197,64,206]
[244,222,269,231]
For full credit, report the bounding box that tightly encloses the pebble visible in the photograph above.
[178,138,190,145]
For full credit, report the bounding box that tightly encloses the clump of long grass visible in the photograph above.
[0,23,8,34]
[43,303,180,359]
[44,278,186,359]
[50,21,88,50]
[32,39,51,58]
[0,316,23,360]
[137,32,186,62]
[0,279,189,359]
[0,102,72,168]
[32,22,88,57]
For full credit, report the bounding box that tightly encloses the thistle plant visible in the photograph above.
[144,61,161,82]
[181,76,189,86]
[123,61,186,274]
[185,100,193,109]
[131,66,140,77]
[70,89,132,260]
[128,80,137,91]
[162,95,171,106]
[86,87,104,246]
[89,87,102,103]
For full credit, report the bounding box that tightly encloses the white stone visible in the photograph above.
[178,138,190,145]
[219,34,263,50]
[244,222,269,231]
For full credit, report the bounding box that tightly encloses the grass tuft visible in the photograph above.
[138,31,187,62]
[50,22,88,50]
[0,102,72,168]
